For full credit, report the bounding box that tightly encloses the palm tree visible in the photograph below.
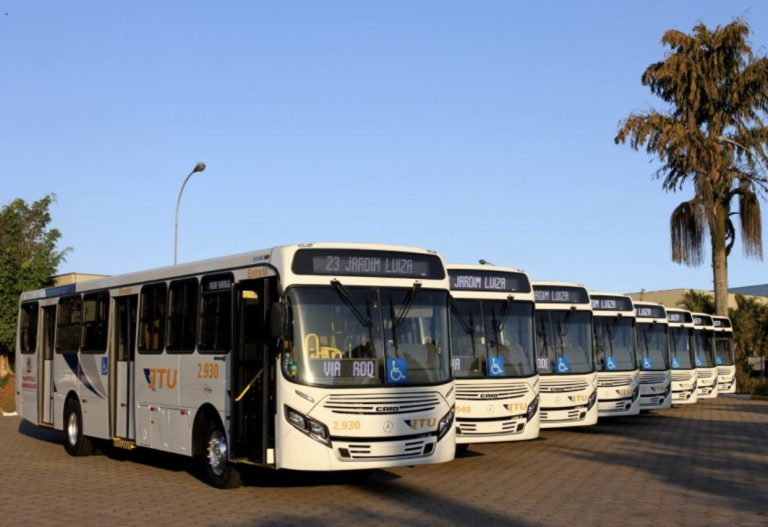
[616,19,768,315]
[677,289,715,314]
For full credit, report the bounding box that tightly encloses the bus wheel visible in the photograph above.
[201,421,241,489]
[63,399,94,457]
[455,444,469,457]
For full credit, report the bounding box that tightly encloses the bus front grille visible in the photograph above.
[539,379,589,393]
[597,375,633,388]
[336,438,434,460]
[697,370,715,379]
[456,382,529,400]
[639,373,667,384]
[323,392,441,415]
[717,367,732,376]
[672,372,694,382]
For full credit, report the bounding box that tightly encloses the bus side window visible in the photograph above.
[199,273,233,353]
[82,292,109,353]
[19,302,39,354]
[57,295,82,353]
[139,283,167,354]
[167,278,199,353]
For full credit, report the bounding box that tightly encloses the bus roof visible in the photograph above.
[20,242,446,301]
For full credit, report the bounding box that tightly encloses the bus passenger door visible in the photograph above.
[231,277,277,463]
[112,295,137,439]
[39,305,56,425]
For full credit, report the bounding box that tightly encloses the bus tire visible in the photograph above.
[455,443,469,456]
[63,399,94,457]
[201,419,241,489]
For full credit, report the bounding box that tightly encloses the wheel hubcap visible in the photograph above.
[67,411,78,446]
[206,430,228,477]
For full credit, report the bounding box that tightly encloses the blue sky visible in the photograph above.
[2,1,767,293]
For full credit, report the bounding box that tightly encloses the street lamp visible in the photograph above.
[174,162,206,265]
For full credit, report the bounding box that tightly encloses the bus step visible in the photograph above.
[112,438,137,450]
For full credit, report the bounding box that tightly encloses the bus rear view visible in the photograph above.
[533,282,597,428]
[448,265,539,450]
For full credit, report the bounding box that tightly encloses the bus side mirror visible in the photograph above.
[270,302,287,340]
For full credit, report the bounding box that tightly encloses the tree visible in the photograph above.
[0,195,69,377]
[616,19,768,316]
[676,289,715,314]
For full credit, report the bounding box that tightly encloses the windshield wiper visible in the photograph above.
[388,282,422,356]
[395,282,422,327]
[330,280,372,328]
[450,298,477,357]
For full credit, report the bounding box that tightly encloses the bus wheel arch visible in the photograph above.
[192,405,241,489]
[63,394,94,457]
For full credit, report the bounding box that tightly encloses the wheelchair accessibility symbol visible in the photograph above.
[672,357,681,368]
[642,357,652,369]
[386,358,409,384]
[606,356,617,370]
[716,356,723,365]
[556,356,571,374]
[489,356,505,377]
[695,356,703,367]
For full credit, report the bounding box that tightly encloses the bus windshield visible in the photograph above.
[694,329,716,367]
[283,286,451,386]
[715,333,735,366]
[450,300,536,379]
[668,327,695,369]
[636,323,668,371]
[534,310,594,374]
[593,317,636,372]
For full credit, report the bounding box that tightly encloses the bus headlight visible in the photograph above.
[527,395,539,422]
[587,390,597,410]
[437,406,455,441]
[631,386,640,402]
[284,406,331,447]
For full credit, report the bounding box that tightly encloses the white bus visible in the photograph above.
[713,316,736,393]
[448,265,539,450]
[533,282,597,428]
[15,243,456,487]
[665,308,698,405]
[634,302,672,410]
[692,312,719,399]
[590,292,640,417]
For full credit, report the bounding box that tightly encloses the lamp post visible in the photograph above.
[174,162,206,265]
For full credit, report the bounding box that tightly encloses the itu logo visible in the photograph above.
[404,418,436,430]
[143,368,178,390]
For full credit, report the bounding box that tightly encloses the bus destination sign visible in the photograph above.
[533,286,589,304]
[449,270,531,293]
[693,314,713,326]
[635,305,666,319]
[590,295,633,312]
[667,311,692,324]
[292,249,445,279]
[713,318,731,328]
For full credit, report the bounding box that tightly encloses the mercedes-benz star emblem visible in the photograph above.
[383,420,394,433]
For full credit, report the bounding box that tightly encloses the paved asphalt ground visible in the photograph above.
[2,397,767,526]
